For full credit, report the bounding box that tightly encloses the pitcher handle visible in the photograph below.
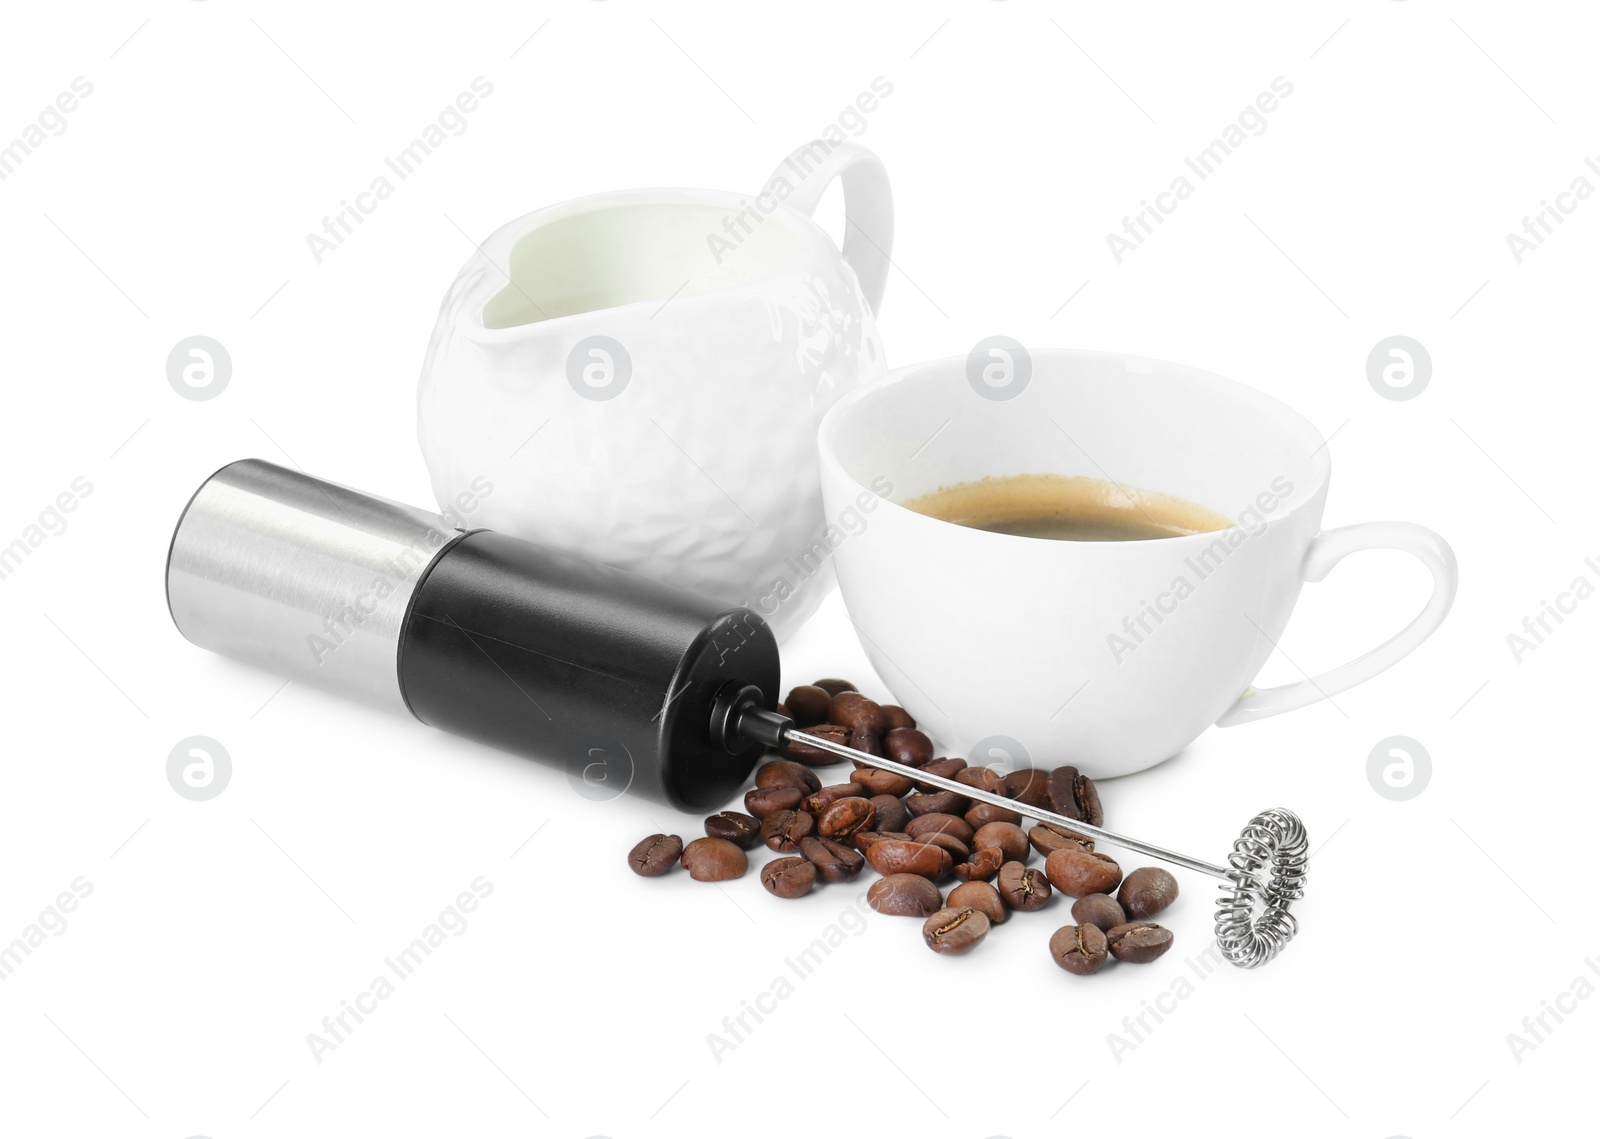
[766,141,894,317]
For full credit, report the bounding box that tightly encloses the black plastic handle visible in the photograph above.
[398,530,781,811]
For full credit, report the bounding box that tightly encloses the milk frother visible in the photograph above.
[166,459,780,810]
[167,458,1307,967]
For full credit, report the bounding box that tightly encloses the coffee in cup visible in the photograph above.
[904,473,1232,542]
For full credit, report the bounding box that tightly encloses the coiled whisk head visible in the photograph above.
[1214,808,1308,968]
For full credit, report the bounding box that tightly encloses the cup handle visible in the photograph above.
[1216,522,1458,726]
[765,141,893,316]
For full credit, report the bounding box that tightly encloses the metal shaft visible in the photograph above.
[784,727,1232,880]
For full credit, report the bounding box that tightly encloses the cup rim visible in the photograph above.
[816,347,1334,546]
[452,187,830,343]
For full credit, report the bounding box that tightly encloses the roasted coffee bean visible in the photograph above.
[912,756,967,792]
[1050,923,1109,975]
[906,790,970,817]
[1070,893,1126,933]
[1076,772,1103,827]
[923,906,990,955]
[755,758,822,794]
[1044,849,1123,898]
[704,811,761,849]
[904,813,974,845]
[805,783,870,814]
[1001,768,1052,810]
[955,765,1006,795]
[1028,823,1095,859]
[761,856,818,899]
[784,685,833,728]
[997,861,1053,911]
[851,830,911,854]
[775,701,790,719]
[882,704,917,731]
[866,839,953,880]
[628,833,683,877]
[850,766,915,796]
[847,728,883,758]
[812,677,858,697]
[1118,867,1179,920]
[1106,922,1174,963]
[971,821,1030,863]
[780,724,850,765]
[885,727,935,768]
[1046,765,1104,826]
[799,836,865,883]
[1046,764,1083,819]
[828,691,887,734]
[869,794,909,833]
[952,846,1004,883]
[818,796,876,839]
[760,809,815,853]
[918,831,970,863]
[745,785,805,817]
[965,802,1023,829]
[948,880,1007,925]
[868,873,942,917]
[681,837,748,881]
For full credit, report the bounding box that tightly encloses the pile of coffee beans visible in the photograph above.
[627,678,1181,978]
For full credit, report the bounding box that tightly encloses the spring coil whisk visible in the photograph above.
[1214,808,1308,968]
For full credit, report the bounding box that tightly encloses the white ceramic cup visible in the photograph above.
[817,348,1458,778]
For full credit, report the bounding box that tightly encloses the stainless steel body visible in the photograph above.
[166,459,460,710]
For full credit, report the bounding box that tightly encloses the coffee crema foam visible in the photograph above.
[902,473,1232,542]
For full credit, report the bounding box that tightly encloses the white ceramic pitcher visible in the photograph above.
[417,142,894,640]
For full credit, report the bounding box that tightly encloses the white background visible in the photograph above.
[1,1,1595,1135]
